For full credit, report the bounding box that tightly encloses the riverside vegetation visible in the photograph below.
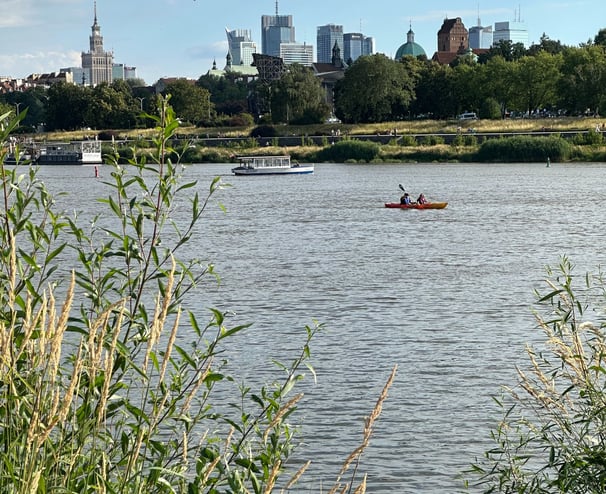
[466,258,606,493]
[37,116,606,164]
[0,99,397,493]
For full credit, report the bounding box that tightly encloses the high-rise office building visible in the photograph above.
[280,42,314,66]
[226,28,257,66]
[261,13,295,57]
[343,33,374,62]
[81,1,113,86]
[469,18,493,49]
[493,20,529,47]
[317,24,344,64]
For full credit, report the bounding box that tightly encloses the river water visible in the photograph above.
[38,161,606,493]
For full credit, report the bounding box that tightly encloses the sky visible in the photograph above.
[1,0,606,85]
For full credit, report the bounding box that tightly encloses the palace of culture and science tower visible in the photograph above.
[81,1,113,86]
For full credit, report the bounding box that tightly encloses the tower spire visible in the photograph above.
[275,0,278,15]
[94,0,97,23]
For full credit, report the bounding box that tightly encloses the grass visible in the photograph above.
[32,116,606,142]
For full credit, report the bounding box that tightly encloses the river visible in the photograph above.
[37,161,606,493]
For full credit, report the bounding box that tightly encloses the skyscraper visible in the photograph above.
[493,20,529,47]
[261,1,295,58]
[226,28,257,66]
[343,33,374,63]
[469,18,493,49]
[81,1,113,86]
[317,24,343,64]
[280,43,314,66]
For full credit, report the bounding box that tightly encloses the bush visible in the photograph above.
[315,139,380,162]
[480,97,502,120]
[475,135,572,162]
[572,129,604,146]
[228,112,255,127]
[250,124,278,138]
[399,135,417,147]
[97,129,120,141]
[420,135,444,146]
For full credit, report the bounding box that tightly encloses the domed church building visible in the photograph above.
[395,24,427,60]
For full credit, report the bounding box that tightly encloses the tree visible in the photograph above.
[479,39,527,63]
[467,258,606,493]
[0,86,47,130]
[84,82,136,129]
[451,62,483,116]
[511,52,562,115]
[412,61,456,119]
[334,54,415,123]
[270,64,330,124]
[197,73,249,116]
[478,56,519,117]
[558,45,606,115]
[162,79,211,124]
[527,33,566,55]
[45,82,91,131]
[594,28,606,47]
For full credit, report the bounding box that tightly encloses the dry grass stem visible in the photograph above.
[283,460,311,490]
[181,364,211,415]
[353,474,367,494]
[263,393,303,443]
[329,365,397,493]
[263,459,282,494]
[159,306,181,383]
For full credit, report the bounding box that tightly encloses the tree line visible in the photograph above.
[2,29,606,131]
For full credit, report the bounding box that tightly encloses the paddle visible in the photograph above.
[398,183,405,192]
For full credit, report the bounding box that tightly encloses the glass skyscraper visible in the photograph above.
[317,24,344,64]
[226,28,257,66]
[261,14,295,57]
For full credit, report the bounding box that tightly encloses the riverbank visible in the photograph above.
[32,116,606,164]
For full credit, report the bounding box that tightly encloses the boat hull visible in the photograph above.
[384,202,448,209]
[232,165,314,176]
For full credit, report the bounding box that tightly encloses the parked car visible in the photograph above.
[457,112,478,120]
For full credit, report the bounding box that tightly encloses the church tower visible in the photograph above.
[81,1,114,86]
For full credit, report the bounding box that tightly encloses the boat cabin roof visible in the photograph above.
[237,155,291,167]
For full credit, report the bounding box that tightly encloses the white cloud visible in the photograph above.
[0,50,81,77]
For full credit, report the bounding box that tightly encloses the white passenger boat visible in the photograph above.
[36,140,102,165]
[231,155,314,176]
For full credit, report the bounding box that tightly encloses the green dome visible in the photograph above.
[395,28,426,59]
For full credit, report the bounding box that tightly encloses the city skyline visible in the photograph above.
[1,0,605,84]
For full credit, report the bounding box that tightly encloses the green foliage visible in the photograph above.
[197,73,249,116]
[315,139,380,162]
[270,64,330,124]
[0,99,324,493]
[466,258,606,493]
[480,97,503,120]
[475,135,571,162]
[399,135,418,147]
[335,54,416,123]
[162,79,212,125]
[250,125,278,138]
[572,129,604,145]
[464,134,478,146]
[420,135,444,146]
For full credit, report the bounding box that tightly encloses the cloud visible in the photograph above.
[0,50,81,77]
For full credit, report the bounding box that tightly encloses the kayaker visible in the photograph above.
[417,193,428,204]
[400,193,412,205]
